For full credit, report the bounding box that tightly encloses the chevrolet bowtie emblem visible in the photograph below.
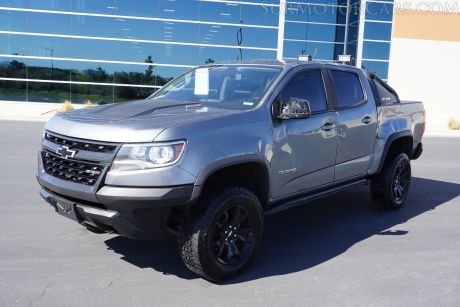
[56,145,77,159]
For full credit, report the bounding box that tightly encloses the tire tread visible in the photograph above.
[178,187,263,281]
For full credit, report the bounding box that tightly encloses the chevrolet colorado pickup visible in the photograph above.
[37,60,425,281]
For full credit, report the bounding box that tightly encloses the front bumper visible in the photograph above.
[37,145,196,239]
[39,184,193,239]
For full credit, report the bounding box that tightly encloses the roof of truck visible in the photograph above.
[200,59,360,71]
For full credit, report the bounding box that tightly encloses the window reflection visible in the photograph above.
[362,60,389,79]
[199,2,278,27]
[198,24,277,48]
[0,0,393,103]
[364,22,392,41]
[0,57,27,78]
[0,10,28,32]
[71,84,114,104]
[284,40,343,60]
[114,85,154,102]
[0,81,27,102]
[363,41,390,60]
[0,34,27,55]
[366,2,393,21]
[286,3,347,24]
[285,23,345,43]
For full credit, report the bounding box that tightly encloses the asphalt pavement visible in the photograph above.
[0,120,459,306]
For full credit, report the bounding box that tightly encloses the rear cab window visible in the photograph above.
[330,70,366,108]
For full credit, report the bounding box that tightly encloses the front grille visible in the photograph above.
[42,151,104,186]
[45,132,117,153]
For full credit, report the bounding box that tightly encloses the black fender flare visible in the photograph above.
[189,154,271,203]
[376,130,413,174]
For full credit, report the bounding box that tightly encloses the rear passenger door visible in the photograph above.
[329,69,378,181]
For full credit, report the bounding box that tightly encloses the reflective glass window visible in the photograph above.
[0,0,26,8]
[0,81,28,102]
[279,70,328,112]
[363,41,390,60]
[366,2,393,22]
[0,10,28,32]
[0,33,28,55]
[199,2,279,27]
[72,0,155,17]
[198,25,277,49]
[364,22,392,41]
[286,4,347,24]
[71,83,114,104]
[196,47,276,64]
[285,23,345,43]
[346,42,357,59]
[348,3,360,24]
[114,85,153,102]
[28,35,70,58]
[331,70,365,108]
[28,81,71,103]
[362,60,389,79]
[26,58,71,82]
[287,0,348,5]
[157,0,200,20]
[283,40,344,60]
[26,0,71,11]
[0,56,27,78]
[72,15,115,38]
[28,11,71,35]
[346,23,359,43]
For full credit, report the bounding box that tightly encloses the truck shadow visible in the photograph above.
[104,177,460,283]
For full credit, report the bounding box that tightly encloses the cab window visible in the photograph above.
[331,70,365,108]
[278,69,328,113]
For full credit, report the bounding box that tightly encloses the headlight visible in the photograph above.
[110,141,186,172]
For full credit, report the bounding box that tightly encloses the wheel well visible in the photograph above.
[200,162,270,208]
[166,162,270,234]
[381,136,413,171]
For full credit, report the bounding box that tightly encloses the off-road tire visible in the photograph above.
[178,187,263,281]
[371,153,411,210]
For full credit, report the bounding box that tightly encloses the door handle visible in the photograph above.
[362,116,373,124]
[321,122,336,131]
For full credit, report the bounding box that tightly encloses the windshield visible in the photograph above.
[150,65,282,110]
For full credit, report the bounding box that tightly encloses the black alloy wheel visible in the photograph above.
[211,204,254,267]
[371,153,412,210]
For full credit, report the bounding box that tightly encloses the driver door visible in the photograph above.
[271,68,339,199]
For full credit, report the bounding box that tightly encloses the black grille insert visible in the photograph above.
[42,151,104,186]
[45,132,117,153]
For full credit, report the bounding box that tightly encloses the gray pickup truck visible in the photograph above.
[37,60,425,281]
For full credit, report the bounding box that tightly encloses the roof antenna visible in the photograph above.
[312,48,318,61]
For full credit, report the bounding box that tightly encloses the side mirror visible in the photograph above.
[273,97,312,120]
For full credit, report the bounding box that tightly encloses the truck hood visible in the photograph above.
[45,99,238,142]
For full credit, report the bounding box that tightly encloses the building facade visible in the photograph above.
[1,0,394,104]
[388,0,460,132]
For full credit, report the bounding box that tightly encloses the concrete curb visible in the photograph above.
[0,101,84,123]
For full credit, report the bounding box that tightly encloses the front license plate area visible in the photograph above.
[55,199,80,222]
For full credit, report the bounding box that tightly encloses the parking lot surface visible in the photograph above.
[0,120,459,306]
